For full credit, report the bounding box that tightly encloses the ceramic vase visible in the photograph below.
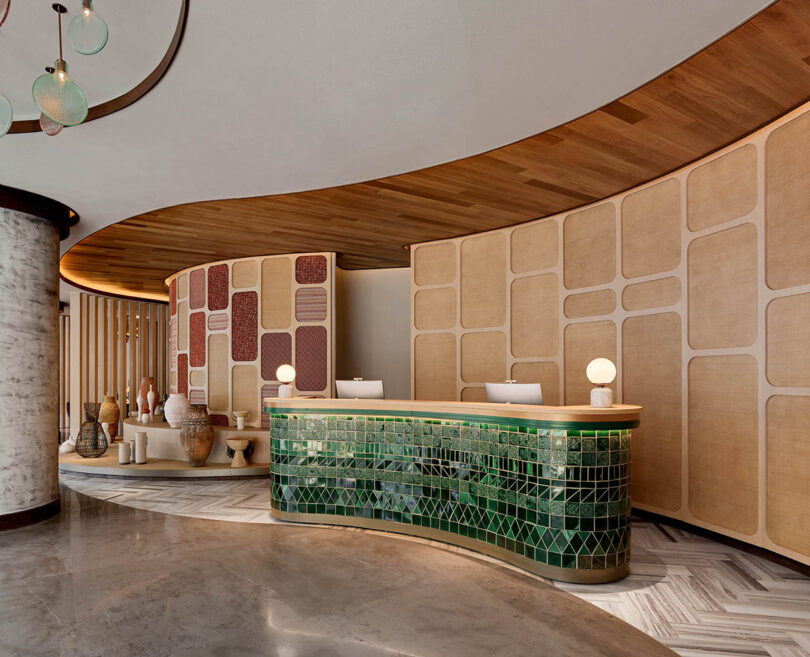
[147,385,156,416]
[76,402,108,458]
[139,377,158,414]
[118,442,130,464]
[98,394,120,441]
[134,431,148,464]
[164,393,189,428]
[179,405,214,467]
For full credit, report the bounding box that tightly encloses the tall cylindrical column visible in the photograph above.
[0,207,63,527]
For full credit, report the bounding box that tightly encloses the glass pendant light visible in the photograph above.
[32,4,88,127]
[67,0,108,55]
[0,94,12,138]
[39,112,63,136]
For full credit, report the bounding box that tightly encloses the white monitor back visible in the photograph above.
[336,380,385,399]
[485,382,543,405]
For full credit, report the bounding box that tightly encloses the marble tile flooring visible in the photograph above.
[59,474,810,657]
[1,480,674,657]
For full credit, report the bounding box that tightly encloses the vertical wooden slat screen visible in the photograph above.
[66,292,170,440]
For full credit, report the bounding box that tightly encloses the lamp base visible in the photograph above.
[590,387,613,408]
[278,384,294,398]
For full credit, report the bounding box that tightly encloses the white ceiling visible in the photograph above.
[0,0,182,120]
[0,0,770,302]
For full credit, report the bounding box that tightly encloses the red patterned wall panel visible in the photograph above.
[209,414,229,426]
[208,312,228,331]
[189,389,206,405]
[177,353,188,395]
[295,326,327,391]
[261,383,280,428]
[208,264,229,311]
[295,255,327,284]
[189,312,206,367]
[170,316,177,371]
[261,333,292,380]
[189,268,206,309]
[232,291,258,361]
[170,278,177,316]
[295,287,327,321]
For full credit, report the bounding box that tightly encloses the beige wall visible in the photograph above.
[336,267,411,400]
[411,102,810,567]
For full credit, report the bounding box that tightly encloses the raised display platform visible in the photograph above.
[265,397,641,584]
[59,451,269,478]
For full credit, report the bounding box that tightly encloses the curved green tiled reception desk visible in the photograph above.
[265,398,641,583]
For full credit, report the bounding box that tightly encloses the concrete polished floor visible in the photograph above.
[0,486,675,657]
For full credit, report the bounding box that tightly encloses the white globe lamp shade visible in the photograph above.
[276,364,296,384]
[586,358,616,385]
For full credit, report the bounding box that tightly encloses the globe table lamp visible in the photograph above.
[276,364,296,398]
[586,358,616,408]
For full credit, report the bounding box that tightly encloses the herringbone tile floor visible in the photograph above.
[61,473,810,657]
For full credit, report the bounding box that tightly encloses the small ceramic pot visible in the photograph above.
[179,405,214,467]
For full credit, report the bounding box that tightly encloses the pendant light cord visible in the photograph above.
[57,9,62,60]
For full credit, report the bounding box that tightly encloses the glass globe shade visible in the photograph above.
[276,364,296,384]
[586,358,616,385]
[0,94,12,138]
[67,2,108,55]
[32,61,88,127]
[39,113,63,136]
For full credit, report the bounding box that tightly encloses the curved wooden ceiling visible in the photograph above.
[62,0,810,301]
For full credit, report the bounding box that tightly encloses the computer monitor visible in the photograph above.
[485,382,543,405]
[335,379,385,399]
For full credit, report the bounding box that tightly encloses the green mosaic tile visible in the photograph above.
[269,413,631,573]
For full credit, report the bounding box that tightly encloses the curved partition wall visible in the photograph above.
[266,398,640,583]
[411,102,810,568]
[167,253,335,428]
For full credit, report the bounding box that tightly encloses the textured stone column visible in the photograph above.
[0,208,62,525]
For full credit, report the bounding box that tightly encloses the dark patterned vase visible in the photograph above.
[179,405,214,467]
[76,402,108,458]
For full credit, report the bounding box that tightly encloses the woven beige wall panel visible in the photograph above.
[413,333,457,401]
[511,361,560,407]
[564,289,616,319]
[261,257,292,330]
[461,331,507,383]
[766,110,810,289]
[207,333,229,411]
[563,203,616,289]
[460,233,506,329]
[766,395,810,557]
[688,223,757,349]
[511,220,558,274]
[413,242,456,286]
[511,274,558,357]
[622,179,681,279]
[688,355,758,535]
[687,144,757,231]
[622,277,681,311]
[232,259,259,289]
[563,320,616,405]
[623,313,682,512]
[461,387,488,402]
[189,370,205,388]
[177,273,188,300]
[232,364,259,423]
[177,301,188,352]
[766,292,810,387]
[414,288,456,330]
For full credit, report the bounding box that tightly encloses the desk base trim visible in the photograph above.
[271,507,629,584]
